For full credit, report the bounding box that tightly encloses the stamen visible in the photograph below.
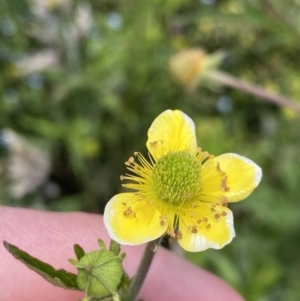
[191,225,197,233]
[167,228,176,243]
[160,216,168,226]
[221,211,227,216]
[206,223,211,229]
[176,230,182,239]
[217,162,226,175]
[217,162,231,191]
[166,228,173,236]
[123,207,133,216]
[221,197,228,207]
[221,176,228,189]
[214,213,220,219]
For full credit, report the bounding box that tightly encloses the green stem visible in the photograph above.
[207,70,300,114]
[125,238,161,301]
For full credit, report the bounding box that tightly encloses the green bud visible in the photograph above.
[70,248,123,300]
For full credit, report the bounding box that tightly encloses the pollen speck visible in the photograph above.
[123,207,133,216]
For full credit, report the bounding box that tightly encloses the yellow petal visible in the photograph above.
[146,110,197,161]
[103,193,167,245]
[200,153,262,203]
[178,203,235,252]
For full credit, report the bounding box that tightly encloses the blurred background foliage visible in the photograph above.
[1,0,300,300]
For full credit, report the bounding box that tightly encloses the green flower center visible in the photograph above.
[152,151,201,206]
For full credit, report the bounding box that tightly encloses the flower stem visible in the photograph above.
[207,70,300,114]
[125,238,161,301]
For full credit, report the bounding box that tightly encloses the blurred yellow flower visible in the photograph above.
[104,110,262,252]
[169,49,207,90]
[169,48,225,91]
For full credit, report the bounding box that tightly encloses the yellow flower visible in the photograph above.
[169,49,207,89]
[104,110,262,252]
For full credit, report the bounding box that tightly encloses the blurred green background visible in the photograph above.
[1,0,300,300]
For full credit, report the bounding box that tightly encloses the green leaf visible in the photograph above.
[3,241,80,290]
[97,239,106,249]
[117,272,131,299]
[74,244,86,260]
[109,240,121,256]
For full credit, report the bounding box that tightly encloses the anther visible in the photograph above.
[214,213,220,219]
[203,151,209,156]
[122,202,127,206]
[203,217,208,222]
[123,207,133,216]
[160,216,167,226]
[150,141,158,147]
[197,219,202,224]
[221,211,227,216]
[120,175,124,181]
[166,228,173,236]
[221,197,228,207]
[221,176,228,188]
[217,162,226,175]
[191,225,197,233]
[176,230,183,239]
[206,223,211,229]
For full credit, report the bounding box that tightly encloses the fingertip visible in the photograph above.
[0,207,244,301]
